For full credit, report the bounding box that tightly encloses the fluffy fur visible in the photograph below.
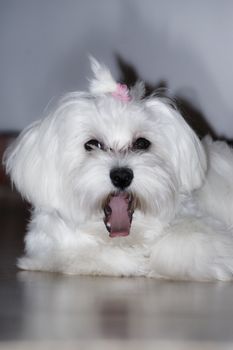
[4,58,233,281]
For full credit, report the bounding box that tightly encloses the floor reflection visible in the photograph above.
[13,272,233,342]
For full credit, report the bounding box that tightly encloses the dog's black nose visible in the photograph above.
[110,167,134,189]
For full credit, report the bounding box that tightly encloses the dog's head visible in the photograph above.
[4,58,207,237]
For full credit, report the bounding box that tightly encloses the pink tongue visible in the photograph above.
[108,194,131,238]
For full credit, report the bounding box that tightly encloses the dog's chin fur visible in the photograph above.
[4,58,233,281]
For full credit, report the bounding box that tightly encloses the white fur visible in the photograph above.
[4,59,233,281]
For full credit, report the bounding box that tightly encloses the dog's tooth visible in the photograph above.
[105,222,111,233]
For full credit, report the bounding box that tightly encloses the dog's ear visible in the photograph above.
[3,116,60,207]
[88,56,118,95]
[146,98,207,193]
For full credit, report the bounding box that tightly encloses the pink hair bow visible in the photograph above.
[111,83,132,102]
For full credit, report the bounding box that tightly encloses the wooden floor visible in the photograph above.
[1,186,233,350]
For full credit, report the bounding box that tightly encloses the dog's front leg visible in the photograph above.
[148,217,233,281]
[18,210,147,277]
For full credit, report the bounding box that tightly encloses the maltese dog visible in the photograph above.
[4,58,233,281]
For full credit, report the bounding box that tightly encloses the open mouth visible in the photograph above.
[103,192,135,238]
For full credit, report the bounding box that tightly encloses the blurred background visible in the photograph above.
[1,0,233,137]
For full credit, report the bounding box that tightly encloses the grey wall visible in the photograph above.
[1,0,233,137]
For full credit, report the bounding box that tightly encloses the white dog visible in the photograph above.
[4,58,233,281]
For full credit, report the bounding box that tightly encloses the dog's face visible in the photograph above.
[4,59,207,237]
[59,96,180,237]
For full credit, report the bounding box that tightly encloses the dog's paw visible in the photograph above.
[17,256,44,271]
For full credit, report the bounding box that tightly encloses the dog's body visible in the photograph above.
[4,59,233,281]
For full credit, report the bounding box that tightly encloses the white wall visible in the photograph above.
[1,0,233,137]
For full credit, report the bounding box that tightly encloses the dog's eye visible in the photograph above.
[132,137,151,151]
[84,139,103,151]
